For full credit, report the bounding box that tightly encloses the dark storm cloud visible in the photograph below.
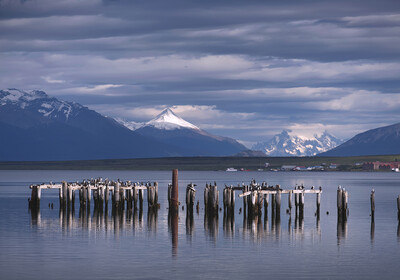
[1,0,400,145]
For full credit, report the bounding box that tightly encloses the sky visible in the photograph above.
[1,0,400,147]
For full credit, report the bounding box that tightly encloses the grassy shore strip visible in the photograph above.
[0,155,399,171]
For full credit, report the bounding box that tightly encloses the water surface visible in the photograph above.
[0,170,399,279]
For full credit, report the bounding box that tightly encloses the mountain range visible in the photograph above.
[252,130,344,157]
[319,122,400,156]
[0,89,246,161]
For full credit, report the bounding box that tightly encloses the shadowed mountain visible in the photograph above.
[319,122,400,156]
[0,89,176,161]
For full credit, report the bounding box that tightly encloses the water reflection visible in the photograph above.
[186,209,194,241]
[29,201,325,247]
[337,215,348,244]
[398,221,400,241]
[168,209,178,257]
[204,211,218,242]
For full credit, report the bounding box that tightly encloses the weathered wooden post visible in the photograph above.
[342,189,348,216]
[205,183,218,214]
[82,185,87,205]
[370,189,375,219]
[71,189,76,208]
[243,184,248,212]
[316,190,321,211]
[186,183,196,212]
[120,186,125,210]
[59,185,64,208]
[105,183,109,209]
[139,188,144,209]
[154,182,158,205]
[299,191,305,215]
[204,183,209,209]
[62,181,67,208]
[127,187,133,209]
[170,169,179,212]
[275,186,281,214]
[264,193,269,210]
[288,190,292,213]
[29,185,41,209]
[67,185,73,209]
[133,185,138,209]
[114,181,120,209]
[337,186,343,216]
[87,185,91,206]
[231,188,235,212]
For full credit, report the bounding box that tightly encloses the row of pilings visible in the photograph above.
[28,179,159,212]
[29,170,400,226]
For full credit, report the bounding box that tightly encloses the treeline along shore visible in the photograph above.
[1,154,400,171]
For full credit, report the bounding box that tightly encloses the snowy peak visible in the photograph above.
[253,130,344,156]
[114,118,144,131]
[144,108,200,130]
[0,88,47,103]
[0,88,83,121]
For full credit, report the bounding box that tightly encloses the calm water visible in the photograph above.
[0,170,399,279]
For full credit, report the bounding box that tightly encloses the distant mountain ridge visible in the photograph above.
[319,122,400,156]
[0,89,246,160]
[0,88,176,161]
[253,130,344,157]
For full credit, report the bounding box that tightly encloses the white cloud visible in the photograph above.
[42,76,65,84]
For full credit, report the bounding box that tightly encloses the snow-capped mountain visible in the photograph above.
[0,89,246,160]
[145,108,200,130]
[0,88,83,125]
[114,108,199,131]
[252,130,344,157]
[114,118,144,131]
[133,108,246,156]
[0,88,175,160]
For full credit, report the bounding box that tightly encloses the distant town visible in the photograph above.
[227,161,400,172]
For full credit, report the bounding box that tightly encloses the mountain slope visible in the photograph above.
[253,130,344,156]
[319,122,400,156]
[133,108,246,156]
[0,89,176,161]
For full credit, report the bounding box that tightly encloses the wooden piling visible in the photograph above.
[337,186,343,215]
[205,183,218,213]
[139,188,144,208]
[299,192,305,214]
[170,169,179,212]
[231,188,235,211]
[121,187,126,209]
[264,193,269,210]
[62,181,68,207]
[87,185,91,205]
[133,185,138,209]
[154,182,159,205]
[288,191,292,212]
[275,189,281,214]
[114,181,120,208]
[316,192,321,212]
[186,183,196,210]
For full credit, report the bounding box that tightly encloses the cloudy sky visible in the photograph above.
[1,0,400,147]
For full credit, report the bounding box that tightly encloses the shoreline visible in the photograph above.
[0,155,399,171]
